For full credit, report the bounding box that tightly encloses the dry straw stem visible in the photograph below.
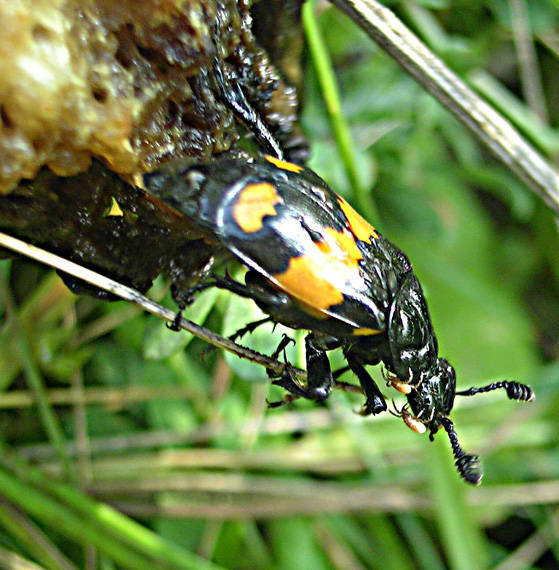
[0,232,365,396]
[330,0,559,215]
[81,473,559,519]
[0,232,286,375]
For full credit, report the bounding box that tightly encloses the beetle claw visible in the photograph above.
[267,394,299,408]
[166,309,183,332]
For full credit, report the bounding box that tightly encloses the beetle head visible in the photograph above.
[405,358,483,485]
[406,357,456,432]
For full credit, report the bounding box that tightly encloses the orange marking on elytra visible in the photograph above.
[273,223,365,313]
[337,196,379,242]
[233,182,283,233]
[274,254,345,312]
[317,226,363,270]
[265,155,304,174]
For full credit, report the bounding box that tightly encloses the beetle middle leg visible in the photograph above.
[193,272,287,306]
[268,335,309,403]
[303,334,333,401]
[270,333,333,404]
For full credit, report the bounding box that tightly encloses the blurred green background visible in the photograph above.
[1,0,559,568]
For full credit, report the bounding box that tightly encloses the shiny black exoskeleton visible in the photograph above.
[145,153,535,484]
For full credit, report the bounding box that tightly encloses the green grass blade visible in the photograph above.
[0,448,225,570]
[427,437,489,570]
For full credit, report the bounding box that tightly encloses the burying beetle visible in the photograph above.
[145,152,534,485]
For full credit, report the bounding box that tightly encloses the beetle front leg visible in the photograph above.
[346,354,387,415]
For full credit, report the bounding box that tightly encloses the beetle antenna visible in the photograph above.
[456,381,534,402]
[440,416,483,485]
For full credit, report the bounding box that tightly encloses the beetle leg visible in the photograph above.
[270,364,311,400]
[177,272,285,313]
[266,334,296,380]
[200,317,275,359]
[229,317,274,343]
[167,277,223,331]
[166,284,186,331]
[267,335,307,404]
[168,279,221,331]
[332,366,350,380]
[304,334,333,401]
[167,313,183,332]
[167,273,245,332]
[267,393,299,409]
[270,334,296,361]
[269,335,332,404]
[212,59,284,160]
[207,273,291,309]
[345,354,387,415]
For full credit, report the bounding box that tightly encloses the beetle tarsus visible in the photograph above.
[267,335,333,404]
[271,368,310,400]
[346,355,387,415]
[168,277,225,331]
[270,334,296,361]
[167,313,183,332]
[167,308,184,332]
[267,394,299,408]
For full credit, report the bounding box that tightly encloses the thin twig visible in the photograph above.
[90,477,559,519]
[0,230,362,399]
[0,231,289,376]
[329,0,559,215]
[16,409,346,461]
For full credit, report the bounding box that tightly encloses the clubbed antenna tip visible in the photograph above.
[456,380,534,402]
[440,417,483,485]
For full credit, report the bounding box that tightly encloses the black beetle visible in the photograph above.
[144,152,535,484]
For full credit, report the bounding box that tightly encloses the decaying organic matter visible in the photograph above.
[0,0,303,193]
[0,0,304,293]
